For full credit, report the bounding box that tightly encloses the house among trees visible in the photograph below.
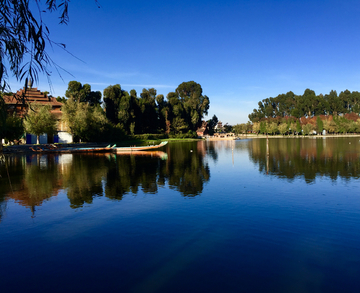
[3,82,72,144]
[196,121,209,137]
[215,121,223,132]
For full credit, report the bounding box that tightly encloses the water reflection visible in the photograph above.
[0,141,212,213]
[3,138,358,213]
[248,137,360,182]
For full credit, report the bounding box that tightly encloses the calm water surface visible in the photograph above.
[1,138,360,292]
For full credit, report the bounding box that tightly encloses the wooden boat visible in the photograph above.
[29,144,115,153]
[113,141,168,153]
[29,141,168,154]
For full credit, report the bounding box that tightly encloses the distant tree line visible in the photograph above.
[248,89,360,122]
[250,114,360,135]
[247,89,360,135]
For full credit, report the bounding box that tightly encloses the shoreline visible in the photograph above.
[238,134,360,139]
[205,133,360,140]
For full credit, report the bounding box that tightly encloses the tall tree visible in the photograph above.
[156,94,167,133]
[176,81,209,131]
[65,81,101,105]
[324,90,343,115]
[207,115,218,135]
[339,90,351,113]
[103,84,123,125]
[139,88,158,133]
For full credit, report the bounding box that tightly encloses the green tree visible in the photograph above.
[167,91,187,134]
[296,120,302,135]
[172,117,187,134]
[207,115,219,135]
[103,84,123,125]
[252,122,260,134]
[266,122,278,135]
[156,94,167,133]
[176,81,210,131]
[278,122,288,135]
[324,90,343,115]
[339,90,351,113]
[233,123,248,135]
[3,113,24,143]
[139,88,158,133]
[0,97,7,151]
[302,123,314,135]
[24,104,57,144]
[223,123,232,133]
[61,98,107,142]
[316,116,323,134]
[260,121,267,134]
[65,81,101,105]
[0,96,23,149]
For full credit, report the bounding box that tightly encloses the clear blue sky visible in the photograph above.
[8,0,360,124]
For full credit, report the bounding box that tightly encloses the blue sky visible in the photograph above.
[8,0,360,124]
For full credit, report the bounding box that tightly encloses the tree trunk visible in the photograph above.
[0,137,3,153]
[37,135,40,144]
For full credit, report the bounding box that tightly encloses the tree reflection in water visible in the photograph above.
[248,137,360,183]
[0,141,212,212]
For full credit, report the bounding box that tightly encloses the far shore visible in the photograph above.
[205,133,360,140]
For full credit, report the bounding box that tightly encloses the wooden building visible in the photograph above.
[3,84,72,144]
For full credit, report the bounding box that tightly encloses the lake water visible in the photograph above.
[1,138,360,293]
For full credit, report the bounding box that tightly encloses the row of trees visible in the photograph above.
[248,89,360,122]
[0,80,210,145]
[102,81,209,135]
[250,114,360,135]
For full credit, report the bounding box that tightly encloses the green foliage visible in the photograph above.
[223,123,233,133]
[130,134,167,141]
[4,113,24,142]
[266,122,278,135]
[233,123,248,135]
[103,84,125,125]
[176,81,210,132]
[101,81,210,137]
[56,96,67,103]
[296,120,302,134]
[278,122,288,135]
[207,115,218,135]
[0,96,7,139]
[316,116,323,134]
[0,95,24,147]
[24,103,57,142]
[65,81,101,105]
[260,121,267,134]
[248,88,360,122]
[302,123,314,135]
[61,98,108,142]
[169,130,198,139]
[252,122,260,134]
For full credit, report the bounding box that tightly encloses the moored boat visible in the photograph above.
[28,141,168,154]
[113,141,168,153]
[30,145,114,153]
